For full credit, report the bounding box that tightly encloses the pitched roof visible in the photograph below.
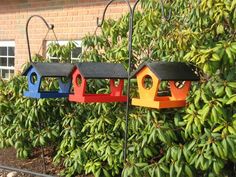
[74,62,128,79]
[131,62,200,81]
[22,62,74,77]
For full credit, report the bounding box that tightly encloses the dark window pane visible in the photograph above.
[10,70,14,77]
[0,47,7,56]
[51,59,60,63]
[8,58,15,67]
[0,57,7,66]
[1,69,9,79]
[72,47,82,58]
[51,54,59,58]
[8,47,15,56]
[71,59,79,63]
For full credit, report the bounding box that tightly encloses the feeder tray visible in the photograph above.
[69,62,128,103]
[131,62,200,109]
[22,63,73,99]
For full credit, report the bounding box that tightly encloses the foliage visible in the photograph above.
[0,0,236,177]
[47,41,78,62]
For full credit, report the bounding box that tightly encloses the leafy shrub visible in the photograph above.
[0,0,236,177]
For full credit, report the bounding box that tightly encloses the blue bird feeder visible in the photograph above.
[22,63,73,99]
[22,15,74,99]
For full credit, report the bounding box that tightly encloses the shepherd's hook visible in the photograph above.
[96,0,132,28]
[96,0,133,163]
[26,15,54,63]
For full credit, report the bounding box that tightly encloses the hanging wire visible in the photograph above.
[93,26,100,36]
[52,27,59,44]
[36,27,59,62]
[37,29,50,55]
[26,15,54,63]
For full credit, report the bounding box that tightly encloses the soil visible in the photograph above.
[0,147,92,177]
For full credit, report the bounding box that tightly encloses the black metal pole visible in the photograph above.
[36,100,47,174]
[160,0,172,21]
[26,15,54,63]
[96,0,133,163]
[124,0,140,163]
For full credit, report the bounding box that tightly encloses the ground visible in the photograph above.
[0,147,92,177]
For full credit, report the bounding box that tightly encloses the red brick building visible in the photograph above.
[0,0,132,80]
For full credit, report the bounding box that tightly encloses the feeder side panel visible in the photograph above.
[27,67,41,92]
[136,67,160,100]
[110,79,125,96]
[58,77,72,93]
[72,69,86,96]
[169,81,191,100]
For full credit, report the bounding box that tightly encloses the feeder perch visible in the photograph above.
[22,63,73,99]
[131,62,199,109]
[69,62,128,103]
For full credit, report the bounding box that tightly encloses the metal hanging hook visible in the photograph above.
[26,15,54,63]
[96,0,132,28]
[160,0,172,21]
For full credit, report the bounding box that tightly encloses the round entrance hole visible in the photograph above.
[142,75,153,90]
[76,74,82,87]
[30,72,38,85]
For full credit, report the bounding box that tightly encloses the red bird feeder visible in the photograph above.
[69,62,128,103]
[131,62,200,109]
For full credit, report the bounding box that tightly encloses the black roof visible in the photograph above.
[131,62,200,81]
[22,62,74,77]
[74,62,127,79]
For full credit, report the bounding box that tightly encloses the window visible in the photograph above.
[0,41,15,80]
[47,40,82,63]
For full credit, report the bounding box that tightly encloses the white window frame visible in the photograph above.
[0,41,15,80]
[46,40,82,63]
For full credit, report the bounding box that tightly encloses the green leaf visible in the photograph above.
[94,169,101,177]
[184,165,193,177]
[213,125,224,132]
[226,95,236,104]
[211,53,221,61]
[103,169,111,177]
[216,24,224,34]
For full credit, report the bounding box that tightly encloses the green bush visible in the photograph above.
[1,0,236,177]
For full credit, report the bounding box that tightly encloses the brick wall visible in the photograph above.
[0,0,133,73]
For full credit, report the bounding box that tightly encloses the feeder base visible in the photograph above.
[132,98,186,109]
[24,91,69,99]
[69,94,127,103]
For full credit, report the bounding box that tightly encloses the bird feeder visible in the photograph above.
[21,15,74,99]
[69,62,128,103]
[131,62,199,109]
[22,63,73,98]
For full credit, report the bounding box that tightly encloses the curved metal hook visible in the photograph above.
[96,0,132,28]
[26,15,54,63]
[160,0,172,21]
[132,0,140,14]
